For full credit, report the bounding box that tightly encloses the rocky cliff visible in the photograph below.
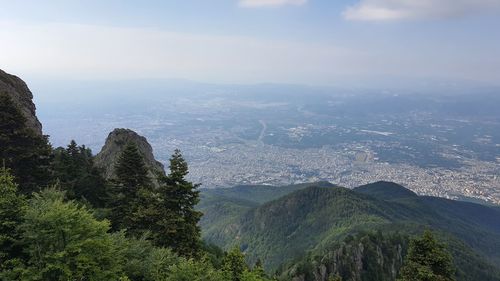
[0,69,43,135]
[94,128,165,185]
[284,232,406,281]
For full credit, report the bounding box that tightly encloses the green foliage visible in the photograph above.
[2,88,499,281]
[233,186,393,270]
[0,93,52,194]
[155,149,203,257]
[202,181,336,205]
[112,232,156,280]
[240,269,270,281]
[251,259,266,279]
[328,275,342,281]
[354,181,418,200]
[202,242,227,269]
[147,247,182,281]
[0,166,26,270]
[399,230,455,281]
[110,142,154,233]
[280,231,408,281]
[240,259,272,281]
[203,184,500,281]
[18,188,123,281]
[51,140,108,207]
[198,193,259,247]
[112,232,180,281]
[165,258,223,281]
[114,143,152,189]
[223,247,248,281]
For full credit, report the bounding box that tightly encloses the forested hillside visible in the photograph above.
[0,88,271,280]
[201,182,500,280]
[1,69,500,281]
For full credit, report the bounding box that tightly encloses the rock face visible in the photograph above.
[285,236,405,281]
[95,128,166,185]
[0,69,43,135]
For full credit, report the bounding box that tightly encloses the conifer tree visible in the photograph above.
[115,143,151,189]
[51,140,108,207]
[399,230,455,281]
[156,149,202,257]
[110,143,154,234]
[0,93,52,194]
[0,166,26,270]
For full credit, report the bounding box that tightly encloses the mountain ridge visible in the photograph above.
[200,182,500,280]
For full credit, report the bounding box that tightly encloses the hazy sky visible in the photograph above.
[1,0,500,86]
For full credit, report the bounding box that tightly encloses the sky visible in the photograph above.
[0,0,500,86]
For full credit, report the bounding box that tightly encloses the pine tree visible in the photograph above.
[110,143,154,234]
[0,166,26,270]
[51,140,108,207]
[0,93,52,194]
[156,149,202,257]
[115,143,151,189]
[399,230,455,281]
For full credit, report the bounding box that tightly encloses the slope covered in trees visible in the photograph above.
[0,93,52,194]
[202,183,500,280]
[1,69,500,281]
[0,79,271,280]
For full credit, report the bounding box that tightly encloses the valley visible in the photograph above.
[36,83,500,204]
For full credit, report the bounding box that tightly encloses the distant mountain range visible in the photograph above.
[199,181,500,281]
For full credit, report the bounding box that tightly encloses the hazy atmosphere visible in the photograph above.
[1,0,500,85]
[1,1,500,281]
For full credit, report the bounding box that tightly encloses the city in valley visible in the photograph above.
[39,83,500,204]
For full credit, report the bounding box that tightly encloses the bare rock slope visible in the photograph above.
[95,128,165,185]
[0,69,43,135]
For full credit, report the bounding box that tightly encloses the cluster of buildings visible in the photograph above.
[154,139,500,205]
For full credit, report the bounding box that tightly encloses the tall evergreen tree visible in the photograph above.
[115,143,151,189]
[51,140,108,207]
[0,93,52,194]
[156,149,202,257]
[399,230,455,281]
[110,143,154,233]
[0,166,26,270]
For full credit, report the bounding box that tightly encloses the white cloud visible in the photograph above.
[239,0,307,8]
[343,0,500,21]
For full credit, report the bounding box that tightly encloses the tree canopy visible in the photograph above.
[399,230,455,281]
[0,93,52,194]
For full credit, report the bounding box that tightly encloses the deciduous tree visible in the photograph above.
[0,166,26,270]
[19,188,123,280]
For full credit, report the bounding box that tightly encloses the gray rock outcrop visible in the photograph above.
[0,69,43,135]
[95,128,166,186]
